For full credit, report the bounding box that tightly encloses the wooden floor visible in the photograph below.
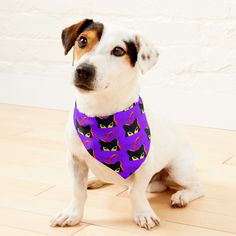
[0,104,236,236]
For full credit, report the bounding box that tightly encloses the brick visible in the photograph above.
[0,0,20,12]
[155,0,230,19]
[0,62,13,73]
[158,46,200,74]
[193,47,233,73]
[89,0,229,19]
[10,62,45,76]
[0,0,92,15]
[229,0,236,18]
[0,0,236,103]
[0,38,67,63]
[133,20,200,46]
[1,13,61,39]
[200,22,236,48]
[193,74,236,94]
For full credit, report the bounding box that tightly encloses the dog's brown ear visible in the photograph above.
[61,19,94,55]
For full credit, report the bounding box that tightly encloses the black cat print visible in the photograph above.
[73,97,151,179]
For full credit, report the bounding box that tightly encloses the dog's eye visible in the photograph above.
[78,36,87,48]
[111,47,125,57]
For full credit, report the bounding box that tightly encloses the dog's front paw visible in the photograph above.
[50,207,82,227]
[133,210,160,230]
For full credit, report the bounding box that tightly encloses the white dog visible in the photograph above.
[51,19,203,230]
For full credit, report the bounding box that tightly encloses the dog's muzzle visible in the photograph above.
[74,63,96,91]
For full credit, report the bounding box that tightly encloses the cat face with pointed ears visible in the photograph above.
[96,115,117,128]
[127,144,146,161]
[76,120,93,138]
[99,139,121,151]
[123,119,140,137]
[102,161,124,173]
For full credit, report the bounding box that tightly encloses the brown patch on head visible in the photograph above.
[134,35,141,51]
[73,29,101,60]
[61,19,103,58]
[61,19,93,55]
[147,54,150,60]
[124,40,138,67]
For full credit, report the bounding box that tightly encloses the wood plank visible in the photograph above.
[198,164,236,188]
[0,167,233,234]
[0,176,54,197]
[0,207,86,236]
[82,204,236,235]
[0,161,70,186]
[1,178,236,233]
[0,192,66,217]
[179,125,236,165]
[73,224,235,236]
[224,156,236,166]
[1,104,236,235]
[16,186,235,234]
[35,184,128,202]
[0,104,68,126]
[0,225,46,236]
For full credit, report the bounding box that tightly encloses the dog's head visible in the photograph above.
[62,19,159,93]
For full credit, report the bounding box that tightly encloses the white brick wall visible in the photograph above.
[0,0,236,129]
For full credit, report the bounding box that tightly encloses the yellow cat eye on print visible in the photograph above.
[131,156,139,161]
[115,168,120,172]
[108,122,114,128]
[134,127,139,134]
[127,131,133,136]
[140,152,145,159]
[111,146,118,151]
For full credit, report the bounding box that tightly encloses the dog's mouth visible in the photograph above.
[74,82,94,91]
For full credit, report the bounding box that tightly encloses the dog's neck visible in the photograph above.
[75,78,140,117]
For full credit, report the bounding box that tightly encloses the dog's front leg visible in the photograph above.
[51,151,88,227]
[129,166,160,230]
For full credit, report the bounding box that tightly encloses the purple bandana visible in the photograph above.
[73,97,151,179]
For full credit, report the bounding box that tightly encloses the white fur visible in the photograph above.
[51,23,203,230]
[135,34,159,74]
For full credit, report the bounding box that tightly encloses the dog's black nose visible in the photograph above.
[75,63,95,81]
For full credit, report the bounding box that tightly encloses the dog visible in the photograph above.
[50,18,204,230]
